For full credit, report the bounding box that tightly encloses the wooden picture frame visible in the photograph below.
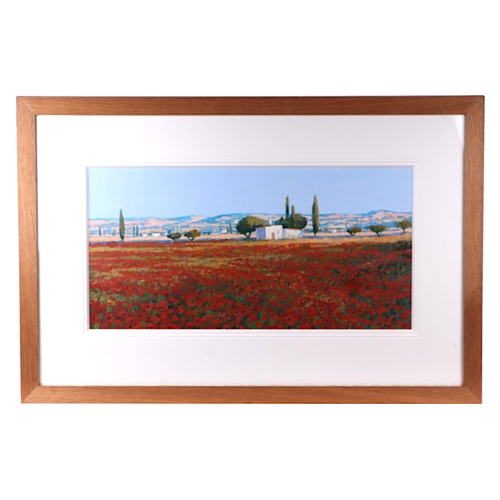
[17,96,484,403]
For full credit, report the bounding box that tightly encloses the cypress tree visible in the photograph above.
[119,209,125,241]
[286,196,290,218]
[312,195,319,236]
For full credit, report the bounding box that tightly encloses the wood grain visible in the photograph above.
[462,96,484,402]
[17,96,484,404]
[18,95,482,116]
[24,385,480,404]
[17,98,40,402]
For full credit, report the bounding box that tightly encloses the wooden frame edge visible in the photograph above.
[23,385,480,404]
[17,96,484,404]
[17,97,40,402]
[17,95,483,116]
[462,96,484,403]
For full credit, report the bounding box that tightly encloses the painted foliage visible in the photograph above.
[88,166,413,330]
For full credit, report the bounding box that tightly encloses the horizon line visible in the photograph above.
[88,209,413,221]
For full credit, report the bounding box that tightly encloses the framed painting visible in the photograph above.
[17,96,484,403]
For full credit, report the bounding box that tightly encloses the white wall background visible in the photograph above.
[0,1,498,499]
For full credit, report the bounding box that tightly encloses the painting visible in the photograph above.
[87,166,412,330]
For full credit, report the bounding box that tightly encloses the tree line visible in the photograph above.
[346,218,412,237]
[106,202,412,243]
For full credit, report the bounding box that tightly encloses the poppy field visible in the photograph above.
[88,236,411,330]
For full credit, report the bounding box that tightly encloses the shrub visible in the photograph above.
[368,224,387,237]
[184,229,201,241]
[346,226,362,236]
[168,232,182,242]
[398,218,412,232]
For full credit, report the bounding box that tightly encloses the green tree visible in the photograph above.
[276,196,306,230]
[369,224,386,237]
[312,195,320,236]
[346,226,362,236]
[98,227,102,237]
[277,215,307,230]
[398,218,412,232]
[119,209,125,241]
[236,216,268,240]
[276,204,307,230]
[228,221,233,234]
[184,229,201,241]
[168,232,182,242]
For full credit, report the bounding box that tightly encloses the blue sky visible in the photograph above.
[87,166,412,219]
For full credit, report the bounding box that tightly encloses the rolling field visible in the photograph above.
[88,235,412,330]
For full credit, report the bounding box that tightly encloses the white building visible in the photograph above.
[256,225,283,240]
[255,225,303,240]
[282,228,303,239]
